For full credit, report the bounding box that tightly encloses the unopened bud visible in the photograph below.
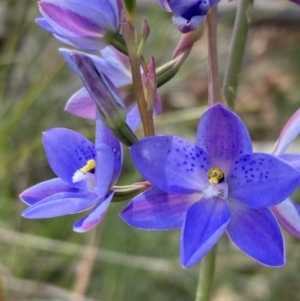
[142,58,157,110]
[142,18,150,40]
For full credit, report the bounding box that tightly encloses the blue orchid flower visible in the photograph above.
[157,0,221,33]
[121,103,300,268]
[20,119,122,232]
[36,0,122,50]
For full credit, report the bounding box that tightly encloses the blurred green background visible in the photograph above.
[0,0,300,300]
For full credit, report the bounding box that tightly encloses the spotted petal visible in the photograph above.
[131,136,211,195]
[196,103,253,175]
[271,198,300,238]
[227,202,285,267]
[22,191,98,218]
[19,178,80,205]
[43,128,96,190]
[228,153,300,208]
[273,109,300,156]
[74,191,114,232]
[180,198,231,268]
[121,187,198,230]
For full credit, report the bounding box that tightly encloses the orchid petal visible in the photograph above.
[121,187,198,230]
[43,128,96,189]
[227,202,285,267]
[196,103,252,175]
[101,46,131,74]
[74,191,114,232]
[62,47,131,88]
[99,47,132,87]
[22,191,98,218]
[39,0,115,50]
[168,0,199,16]
[280,153,300,170]
[65,0,119,19]
[271,198,300,238]
[53,34,76,46]
[64,87,96,119]
[172,15,206,33]
[131,136,211,195]
[36,17,59,35]
[273,109,300,155]
[153,92,163,115]
[96,117,123,185]
[228,153,300,208]
[20,178,80,205]
[180,198,231,268]
[157,0,172,12]
[126,105,141,131]
[95,144,114,197]
[39,0,117,35]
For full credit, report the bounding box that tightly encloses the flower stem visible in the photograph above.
[222,0,254,109]
[121,15,155,137]
[206,6,220,107]
[195,245,217,301]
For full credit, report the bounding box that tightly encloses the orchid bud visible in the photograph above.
[142,18,150,40]
[142,58,157,110]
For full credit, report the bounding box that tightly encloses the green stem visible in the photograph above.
[111,33,128,55]
[206,7,220,106]
[122,18,155,137]
[195,245,217,301]
[222,0,254,109]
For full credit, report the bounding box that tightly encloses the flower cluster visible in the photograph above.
[20,0,300,272]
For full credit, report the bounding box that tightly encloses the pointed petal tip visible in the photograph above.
[180,257,199,269]
[73,223,88,233]
[21,208,34,219]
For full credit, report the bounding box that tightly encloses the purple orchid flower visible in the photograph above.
[36,0,122,51]
[290,0,300,5]
[270,109,300,238]
[20,119,122,232]
[60,47,162,131]
[157,0,221,33]
[121,103,300,268]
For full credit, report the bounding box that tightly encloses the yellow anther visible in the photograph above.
[208,168,224,184]
[80,159,96,173]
